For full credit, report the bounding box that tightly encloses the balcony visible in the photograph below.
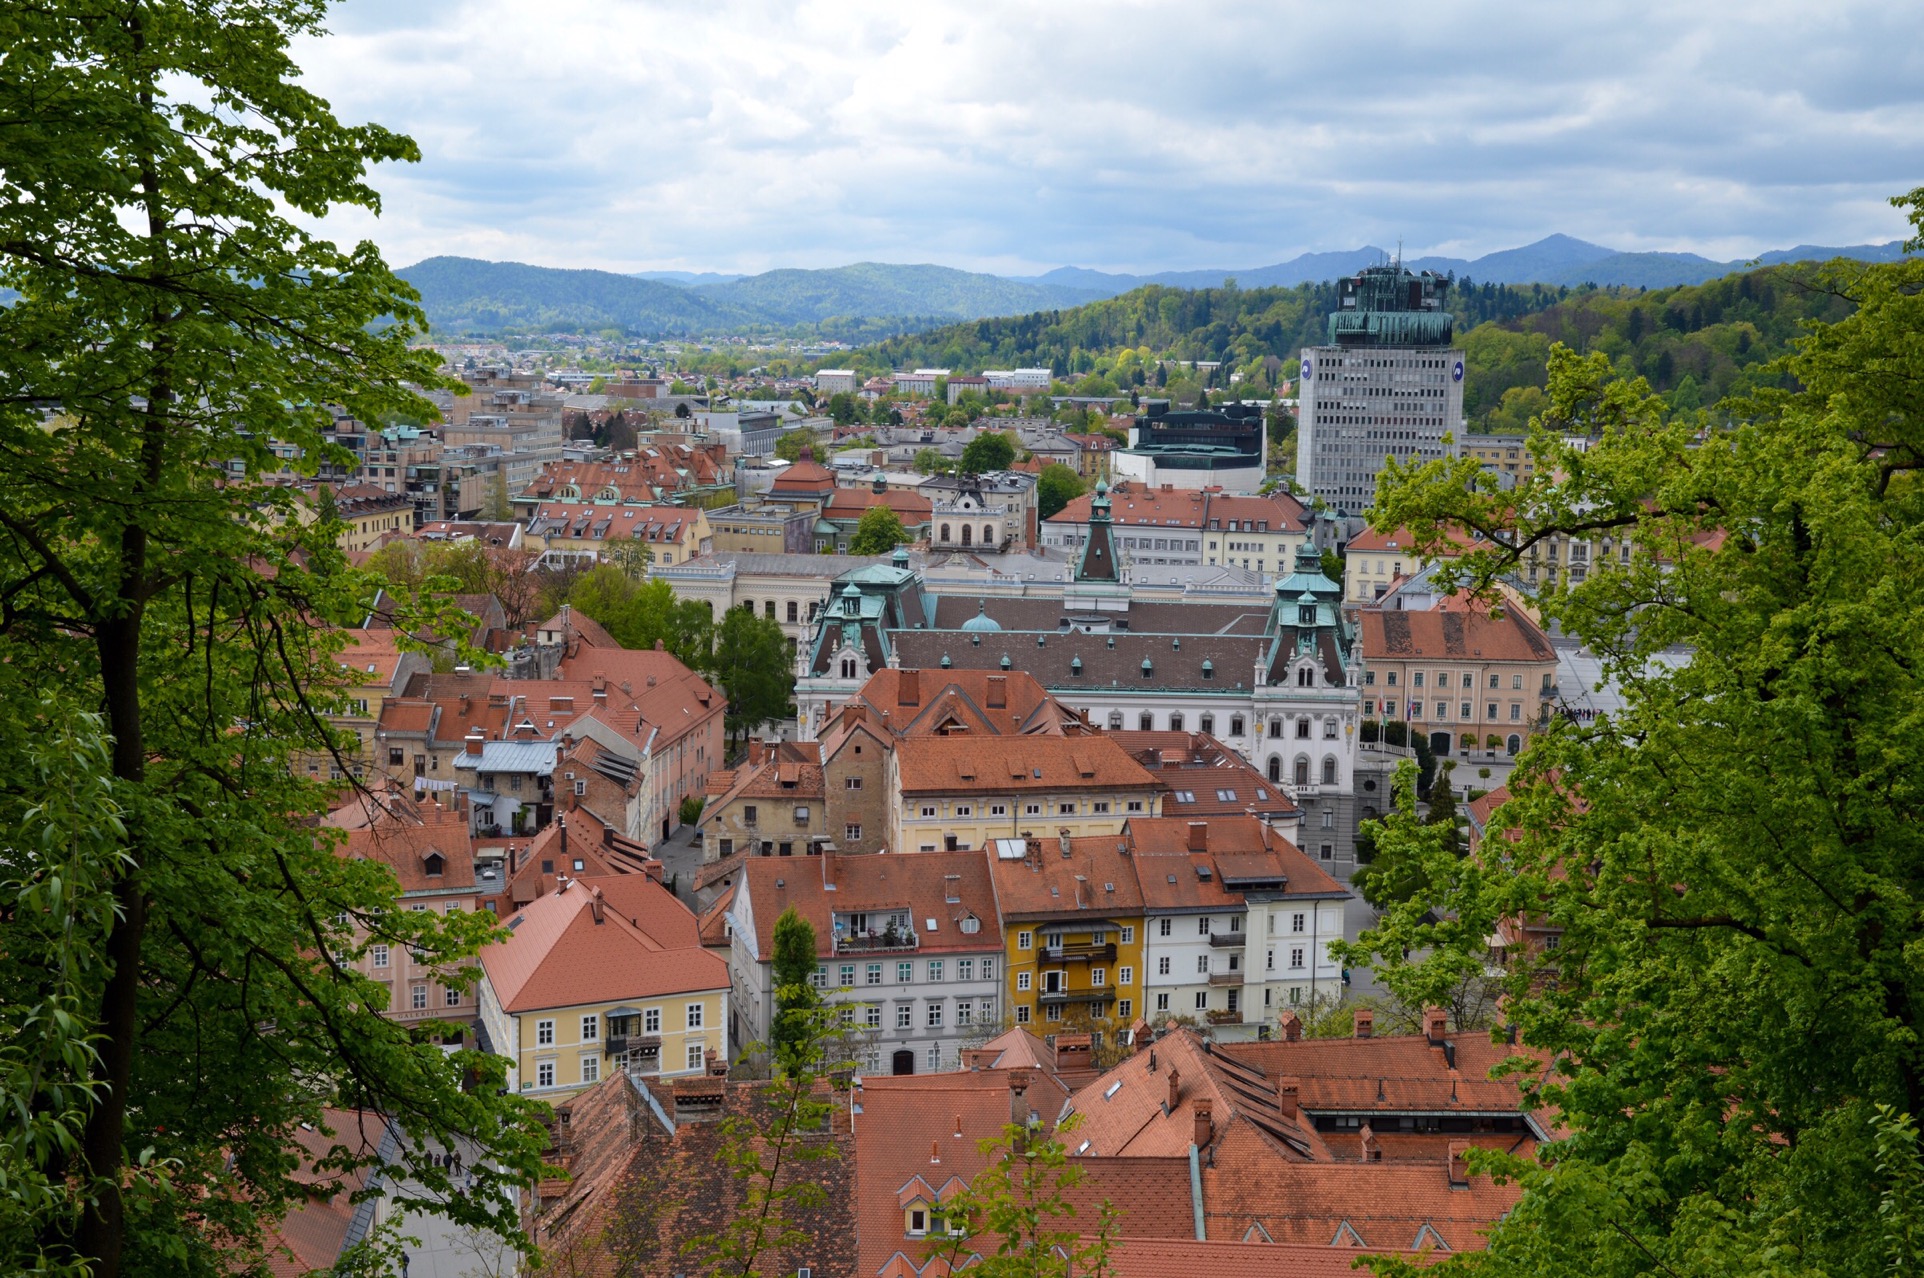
[835,931,919,954]
[1207,971,1245,987]
[604,1034,661,1058]
[1037,988,1116,1006]
[1206,933,1246,948]
[1041,941,1116,963]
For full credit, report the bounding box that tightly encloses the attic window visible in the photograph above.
[423,853,444,877]
[1141,659,1153,678]
[1103,1080,1122,1099]
[1070,657,1082,676]
[1000,655,1012,670]
[1202,660,1214,680]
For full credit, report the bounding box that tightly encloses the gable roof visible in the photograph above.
[480,874,723,1013]
[735,852,1002,958]
[894,734,1154,796]
[1359,606,1555,664]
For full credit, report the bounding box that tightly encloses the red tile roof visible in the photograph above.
[480,874,724,1013]
[1359,606,1555,665]
[844,668,1083,740]
[989,834,1146,921]
[1048,481,1211,528]
[337,798,475,894]
[894,734,1153,796]
[736,852,1002,958]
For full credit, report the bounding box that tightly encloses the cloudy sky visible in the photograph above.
[292,0,1924,276]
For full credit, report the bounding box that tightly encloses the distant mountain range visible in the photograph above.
[398,236,1913,337]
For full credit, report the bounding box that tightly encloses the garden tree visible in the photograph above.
[714,607,794,750]
[566,569,713,668]
[847,505,909,556]
[922,1118,1118,1278]
[960,431,1016,474]
[1035,463,1087,520]
[0,6,548,1276]
[1349,190,1924,1278]
[912,447,950,475]
[1424,760,1462,856]
[774,428,819,462]
[769,908,821,1076]
[482,469,514,521]
[604,535,654,580]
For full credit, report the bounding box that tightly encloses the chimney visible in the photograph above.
[1360,1123,1381,1162]
[986,675,1007,709]
[1425,1006,1448,1046]
[747,739,765,766]
[559,815,569,861]
[1448,1140,1471,1186]
[1278,1010,1303,1042]
[1186,821,1207,853]
[1009,1071,1031,1128]
[1059,828,1073,859]
[1276,1076,1300,1121]
[898,669,920,707]
[588,885,604,924]
[1353,1008,1374,1039]
[602,825,614,848]
[1166,1067,1181,1113]
[1192,1097,1214,1150]
[930,1140,941,1165]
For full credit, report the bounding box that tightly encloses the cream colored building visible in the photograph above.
[886,734,1161,853]
[477,874,728,1101]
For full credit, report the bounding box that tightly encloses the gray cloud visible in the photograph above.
[291,0,1924,273]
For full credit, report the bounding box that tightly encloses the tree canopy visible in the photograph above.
[714,607,794,748]
[0,5,546,1275]
[847,505,910,555]
[770,907,821,1076]
[960,431,1016,474]
[1035,463,1087,520]
[1348,189,1924,1278]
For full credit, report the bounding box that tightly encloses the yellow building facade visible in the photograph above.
[989,834,1146,1035]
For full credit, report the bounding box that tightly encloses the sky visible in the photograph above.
[292,0,1924,277]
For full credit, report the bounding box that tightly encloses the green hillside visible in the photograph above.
[397,256,752,335]
[698,261,1101,323]
[868,265,1861,426]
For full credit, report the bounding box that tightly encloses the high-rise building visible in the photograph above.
[1295,263,1464,513]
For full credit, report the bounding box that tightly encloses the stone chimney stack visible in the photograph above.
[1425,1006,1448,1046]
[1166,1067,1181,1113]
[1278,1010,1303,1042]
[1353,1008,1374,1039]
[1186,822,1207,852]
[1448,1140,1471,1186]
[1276,1075,1300,1121]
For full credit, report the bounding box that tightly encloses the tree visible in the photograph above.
[774,429,818,463]
[0,7,546,1276]
[482,468,514,521]
[605,535,654,580]
[1424,759,1461,856]
[914,447,953,476]
[770,908,821,1076]
[960,431,1016,474]
[713,608,794,750]
[847,506,909,556]
[923,1117,1117,1278]
[1035,463,1087,520]
[566,570,713,668]
[1350,191,1924,1278]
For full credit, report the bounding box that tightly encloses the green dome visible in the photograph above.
[960,601,1002,633]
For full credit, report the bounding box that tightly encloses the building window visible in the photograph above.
[957,958,975,981]
[897,962,914,983]
[927,1003,944,1028]
[411,984,428,1010]
[846,777,863,790]
[1058,803,1075,815]
[1322,756,1337,785]
[1292,912,1306,933]
[1025,803,1041,816]
[686,1003,704,1030]
[1196,955,1210,974]
[840,963,857,987]
[981,958,995,979]
[1157,918,1172,937]
[1156,993,1170,1012]
[1138,712,1154,730]
[1168,713,1184,732]
[687,1043,705,1072]
[1016,1005,1031,1024]
[1230,714,1245,736]
[536,1019,555,1046]
[1120,926,1135,944]
[1199,713,1214,734]
[1017,931,1033,950]
[581,1054,600,1084]
[927,960,944,982]
[1291,947,1305,969]
[1045,1004,1063,1021]
[846,823,862,841]
[866,1004,882,1028]
[1194,991,1208,1010]
[896,1004,913,1029]
[1091,968,1106,987]
[581,1014,599,1042]
[536,1061,555,1088]
[1118,966,1133,985]
[371,944,389,968]
[956,999,974,1026]
[1017,972,1032,991]
[446,986,461,1007]
[867,963,883,985]
[1158,955,1171,975]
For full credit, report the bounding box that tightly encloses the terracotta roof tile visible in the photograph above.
[894,735,1154,796]
[1360,606,1555,664]
[480,875,724,1013]
[735,852,1002,958]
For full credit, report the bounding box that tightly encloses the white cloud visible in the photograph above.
[291,0,1924,274]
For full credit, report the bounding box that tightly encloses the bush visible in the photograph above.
[1360,719,1380,744]
[1485,733,1503,750]
[1412,736,1437,798]
[679,795,704,826]
[1384,720,1409,748]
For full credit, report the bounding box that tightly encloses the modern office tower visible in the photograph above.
[1295,263,1464,513]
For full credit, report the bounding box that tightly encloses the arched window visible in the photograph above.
[961,525,973,546]
[1297,665,1313,687]
[1169,712,1184,732]
[1294,756,1309,786]
[1506,734,1522,756]
[1267,756,1282,783]
[1321,756,1337,785]
[983,524,995,545]
[1108,710,1124,730]
[1139,712,1154,731]
[940,524,951,543]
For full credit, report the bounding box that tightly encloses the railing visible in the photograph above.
[1038,989,1115,1005]
[1206,933,1246,948]
[604,1034,662,1057]
[1207,971,1245,987]
[1041,941,1116,962]
[835,932,919,954]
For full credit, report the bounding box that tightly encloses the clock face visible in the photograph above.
[1452,359,1465,383]
[1300,358,1313,380]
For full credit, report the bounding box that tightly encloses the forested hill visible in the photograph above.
[870,265,1863,428]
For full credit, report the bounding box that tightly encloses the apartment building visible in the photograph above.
[1358,600,1559,758]
[1343,525,1476,605]
[1199,492,1314,577]
[887,734,1161,854]
[991,832,1147,1036]
[725,852,1003,1074]
[477,874,727,1101]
